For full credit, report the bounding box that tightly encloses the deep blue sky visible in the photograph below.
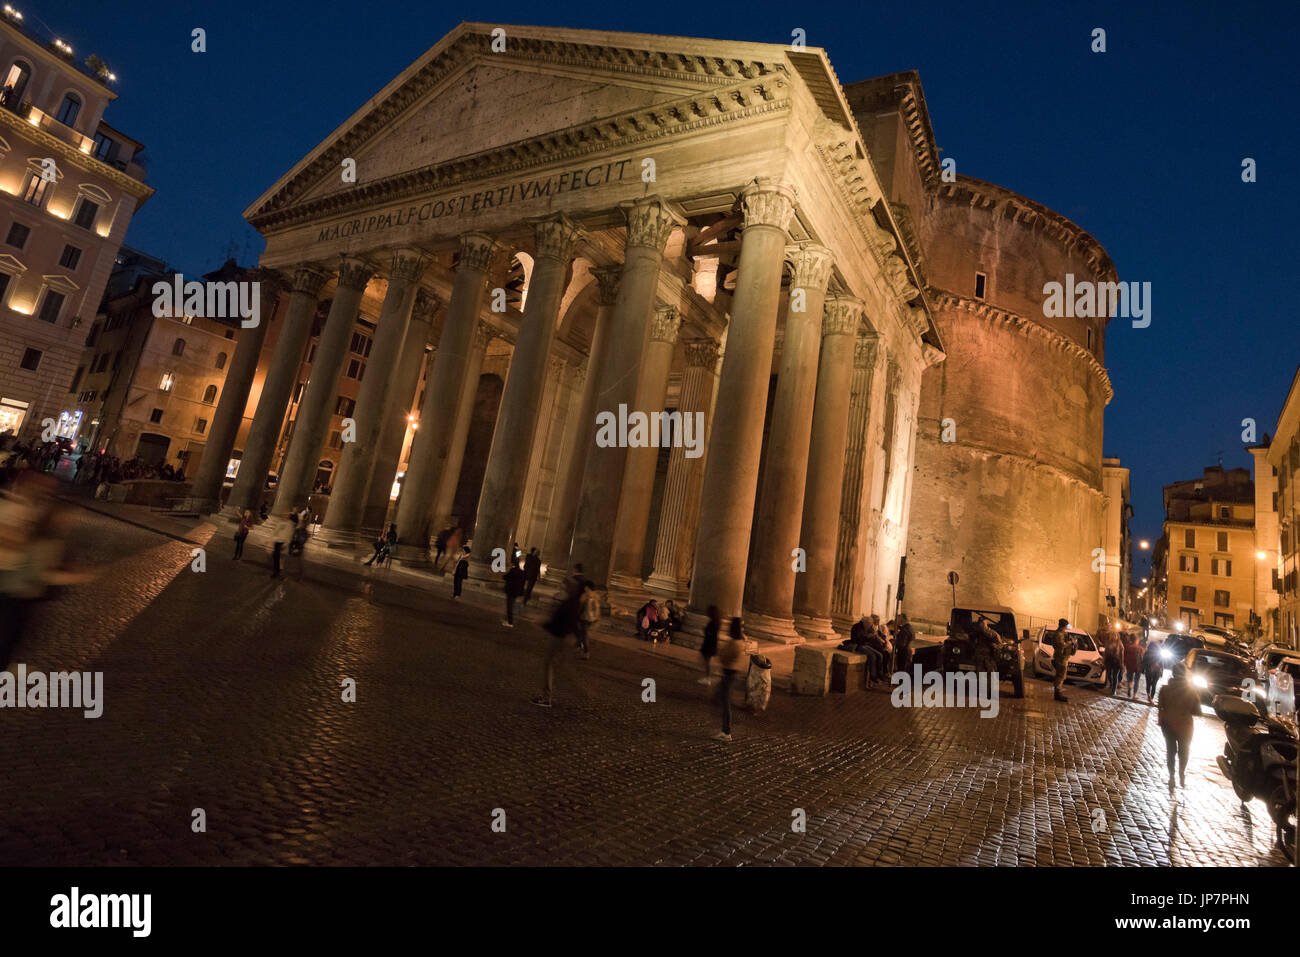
[31,0,1298,573]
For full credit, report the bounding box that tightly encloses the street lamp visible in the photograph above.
[1139,540,1150,550]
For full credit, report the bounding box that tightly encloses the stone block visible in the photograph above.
[831,651,867,694]
[792,645,834,696]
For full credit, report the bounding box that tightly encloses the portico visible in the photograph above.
[232,23,942,642]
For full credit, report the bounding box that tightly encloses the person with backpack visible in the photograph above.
[502,559,526,627]
[452,547,470,598]
[712,617,746,742]
[533,587,582,709]
[1123,634,1142,698]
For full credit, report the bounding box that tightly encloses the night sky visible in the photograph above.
[28,0,1298,575]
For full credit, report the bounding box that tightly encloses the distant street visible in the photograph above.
[0,507,1289,866]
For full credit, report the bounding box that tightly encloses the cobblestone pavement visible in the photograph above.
[0,508,1290,866]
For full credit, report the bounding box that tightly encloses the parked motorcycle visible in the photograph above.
[1213,693,1297,858]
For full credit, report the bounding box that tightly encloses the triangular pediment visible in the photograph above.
[245,23,792,222]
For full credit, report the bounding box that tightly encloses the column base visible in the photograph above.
[793,613,841,642]
[606,571,651,615]
[391,543,434,568]
[743,610,805,645]
[313,526,368,551]
[677,611,759,653]
[643,572,689,602]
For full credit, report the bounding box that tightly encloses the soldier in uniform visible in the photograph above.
[1051,617,1075,702]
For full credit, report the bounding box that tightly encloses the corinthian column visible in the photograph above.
[793,296,863,639]
[607,304,681,603]
[645,337,720,599]
[224,265,328,517]
[544,265,619,569]
[274,256,374,514]
[393,233,498,563]
[688,179,795,624]
[831,334,883,624]
[429,320,496,532]
[569,197,682,585]
[319,248,426,543]
[746,243,833,642]
[470,215,581,575]
[361,291,439,532]
[191,272,281,512]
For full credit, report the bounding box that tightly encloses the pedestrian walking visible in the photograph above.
[712,617,745,741]
[433,527,451,568]
[452,547,470,598]
[1050,617,1075,702]
[532,586,582,709]
[522,547,542,603]
[1142,638,1163,703]
[1123,634,1142,698]
[270,541,283,578]
[502,560,525,627]
[233,509,252,560]
[576,579,599,659]
[1103,634,1123,695]
[1157,661,1202,789]
[562,562,587,599]
[698,604,720,685]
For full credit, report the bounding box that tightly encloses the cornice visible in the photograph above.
[939,176,1117,283]
[0,108,154,202]
[916,426,1105,497]
[931,290,1115,404]
[248,29,788,224]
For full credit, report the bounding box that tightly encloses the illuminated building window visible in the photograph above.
[21,172,51,208]
[159,371,175,392]
[0,396,29,434]
[3,61,31,103]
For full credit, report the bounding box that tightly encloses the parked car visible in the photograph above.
[1258,656,1300,716]
[1186,647,1256,704]
[1258,644,1300,676]
[1032,626,1104,686]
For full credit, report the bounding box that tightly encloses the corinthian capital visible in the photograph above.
[854,333,881,370]
[389,248,428,285]
[822,296,864,338]
[623,196,684,252]
[683,337,721,369]
[649,305,680,344]
[590,265,622,306]
[411,289,441,323]
[741,178,796,232]
[457,232,499,274]
[786,243,833,293]
[531,214,582,263]
[290,265,329,297]
[336,256,375,292]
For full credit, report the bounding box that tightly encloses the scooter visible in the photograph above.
[1213,694,1298,857]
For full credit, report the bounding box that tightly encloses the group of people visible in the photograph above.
[838,612,916,686]
[72,448,187,488]
[634,598,682,644]
[1090,629,1166,704]
[1,434,73,485]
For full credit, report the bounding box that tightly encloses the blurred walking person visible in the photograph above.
[233,509,253,560]
[1158,661,1202,789]
[698,604,720,686]
[712,617,745,742]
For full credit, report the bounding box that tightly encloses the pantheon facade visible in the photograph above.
[191,24,1114,640]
